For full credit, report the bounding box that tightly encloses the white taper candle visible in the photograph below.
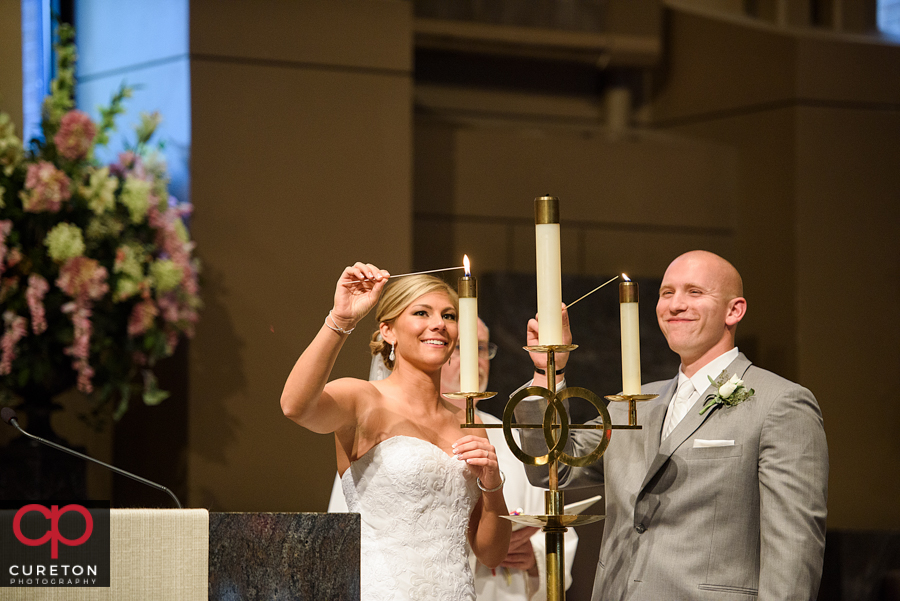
[620,276,641,395]
[458,256,479,393]
[535,196,563,345]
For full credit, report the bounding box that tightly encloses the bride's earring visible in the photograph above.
[389,343,395,362]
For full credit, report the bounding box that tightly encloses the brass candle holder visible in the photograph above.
[461,344,653,601]
[443,391,498,425]
[603,394,658,427]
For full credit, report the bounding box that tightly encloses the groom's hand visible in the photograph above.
[527,303,570,387]
[500,526,539,574]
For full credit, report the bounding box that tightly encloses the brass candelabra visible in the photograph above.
[456,345,656,601]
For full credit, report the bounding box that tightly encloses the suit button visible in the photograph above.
[635,524,646,534]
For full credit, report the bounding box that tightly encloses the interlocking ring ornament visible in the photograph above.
[503,385,612,468]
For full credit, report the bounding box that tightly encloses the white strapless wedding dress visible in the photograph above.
[342,435,481,601]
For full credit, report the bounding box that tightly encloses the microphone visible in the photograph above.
[1,407,182,508]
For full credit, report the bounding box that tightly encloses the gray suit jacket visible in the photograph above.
[516,353,828,601]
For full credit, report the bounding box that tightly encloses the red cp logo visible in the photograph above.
[12,504,94,559]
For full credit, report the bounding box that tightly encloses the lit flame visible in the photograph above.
[463,255,471,277]
[622,273,631,282]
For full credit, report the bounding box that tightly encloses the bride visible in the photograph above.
[281,262,511,600]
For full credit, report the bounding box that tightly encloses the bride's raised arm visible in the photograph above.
[280,262,390,434]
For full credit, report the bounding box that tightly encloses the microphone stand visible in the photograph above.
[2,408,182,508]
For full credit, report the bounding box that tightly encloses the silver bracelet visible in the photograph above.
[477,470,505,493]
[325,310,355,335]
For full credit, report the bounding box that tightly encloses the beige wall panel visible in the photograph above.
[671,0,746,18]
[562,224,583,278]
[191,0,411,72]
[796,35,900,104]
[188,58,411,510]
[659,106,798,378]
[837,0,879,34]
[427,216,735,283]
[510,223,540,274]
[451,221,513,274]
[559,224,586,276]
[413,215,457,272]
[653,9,796,123]
[796,106,900,529]
[450,126,737,228]
[415,85,602,123]
[582,228,735,279]
[414,120,457,214]
[0,0,22,130]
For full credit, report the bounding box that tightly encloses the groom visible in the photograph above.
[517,250,828,600]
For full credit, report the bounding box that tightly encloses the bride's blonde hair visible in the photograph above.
[369,275,459,371]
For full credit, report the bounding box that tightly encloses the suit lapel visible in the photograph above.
[638,353,753,492]
[642,378,675,470]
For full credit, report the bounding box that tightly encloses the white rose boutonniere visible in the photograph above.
[700,371,755,415]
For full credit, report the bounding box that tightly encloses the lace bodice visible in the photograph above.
[342,435,481,601]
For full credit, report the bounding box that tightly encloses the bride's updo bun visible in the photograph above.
[370,275,459,371]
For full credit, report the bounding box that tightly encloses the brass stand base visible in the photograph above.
[502,490,606,600]
[502,513,605,529]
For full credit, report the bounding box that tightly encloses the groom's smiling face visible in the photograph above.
[656,251,745,366]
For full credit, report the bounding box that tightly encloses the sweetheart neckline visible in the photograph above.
[349,434,457,468]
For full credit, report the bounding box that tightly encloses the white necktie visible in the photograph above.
[661,379,696,441]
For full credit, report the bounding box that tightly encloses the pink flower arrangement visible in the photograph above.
[0,312,28,376]
[61,302,95,393]
[54,258,109,393]
[0,220,11,278]
[20,161,72,212]
[54,109,97,161]
[5,247,23,268]
[0,24,201,421]
[127,298,159,337]
[56,256,109,302]
[25,275,49,334]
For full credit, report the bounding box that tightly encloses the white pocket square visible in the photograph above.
[693,439,735,448]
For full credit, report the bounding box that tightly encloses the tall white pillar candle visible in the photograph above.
[458,256,479,393]
[535,196,563,345]
[619,277,641,395]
